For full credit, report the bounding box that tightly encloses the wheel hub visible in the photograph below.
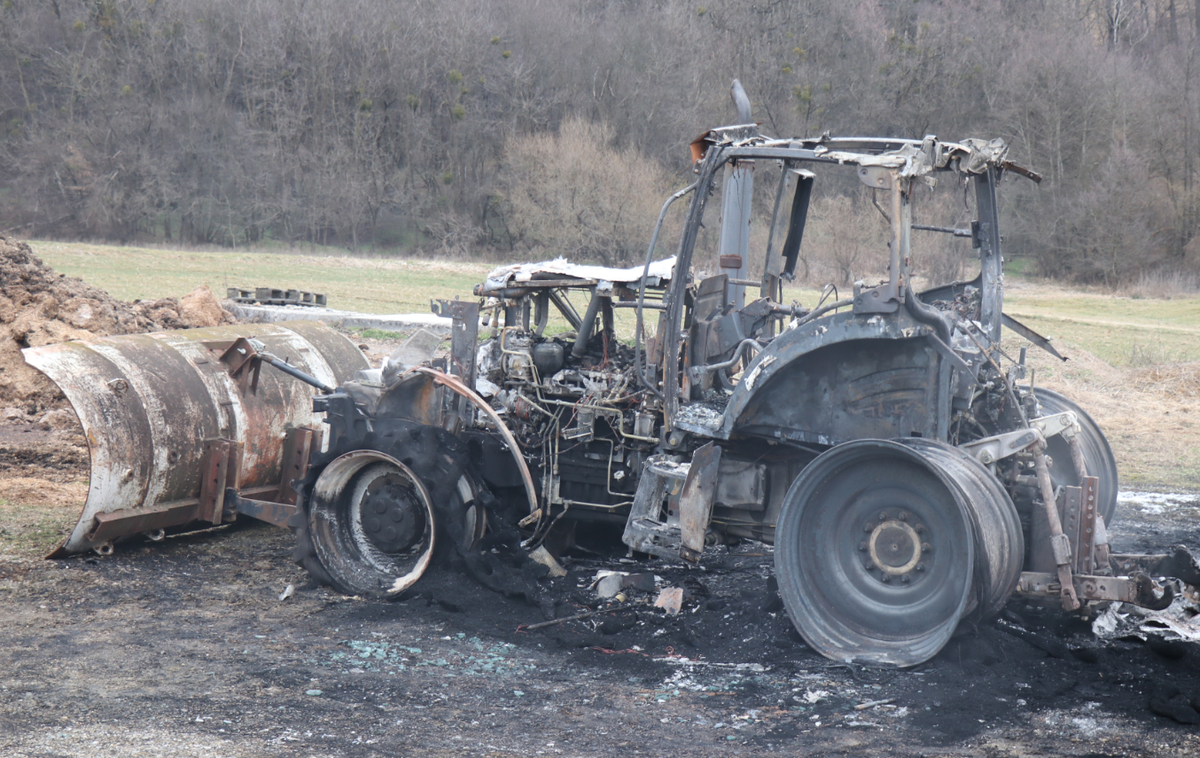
[862,510,928,582]
[358,474,425,554]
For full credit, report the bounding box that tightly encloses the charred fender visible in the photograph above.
[711,309,951,445]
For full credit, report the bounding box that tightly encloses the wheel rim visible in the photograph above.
[308,450,436,596]
[897,438,1023,621]
[774,440,974,667]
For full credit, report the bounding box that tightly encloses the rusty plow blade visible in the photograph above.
[21,321,369,556]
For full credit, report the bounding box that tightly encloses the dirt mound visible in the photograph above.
[0,236,236,413]
[179,284,230,328]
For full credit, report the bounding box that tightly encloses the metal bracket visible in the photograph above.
[961,427,1043,466]
[959,411,1078,467]
[852,281,902,314]
[219,337,263,395]
[1017,571,1176,610]
[857,166,894,190]
[85,502,205,545]
[1030,411,1078,440]
[678,443,722,564]
[198,439,233,525]
[277,427,317,506]
[1061,477,1101,574]
[226,489,297,529]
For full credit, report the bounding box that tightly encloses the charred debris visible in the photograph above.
[24,83,1199,668]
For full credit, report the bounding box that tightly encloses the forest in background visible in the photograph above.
[1,0,1199,287]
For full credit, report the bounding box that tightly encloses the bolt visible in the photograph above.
[858,542,868,552]
[864,562,874,571]
[878,511,889,522]
[914,524,924,534]
[922,542,932,553]
[864,523,874,532]
[898,511,909,521]
[880,574,890,583]
[916,563,925,572]
[902,575,911,584]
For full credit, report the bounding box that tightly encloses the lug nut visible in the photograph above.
[922,542,932,553]
[864,562,874,570]
[915,524,924,533]
[898,511,908,521]
[916,563,925,572]
[858,542,867,552]
[901,575,911,584]
[880,574,890,583]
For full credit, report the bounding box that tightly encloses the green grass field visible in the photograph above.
[1004,286,1200,367]
[31,241,493,316]
[28,240,1200,368]
[29,240,831,343]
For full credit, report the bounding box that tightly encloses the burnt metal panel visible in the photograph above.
[732,339,941,445]
[23,321,368,556]
[975,168,1004,345]
[678,443,721,563]
[717,309,945,444]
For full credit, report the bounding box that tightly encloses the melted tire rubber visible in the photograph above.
[293,421,546,606]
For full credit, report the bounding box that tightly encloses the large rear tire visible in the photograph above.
[895,439,1023,621]
[774,440,975,667]
[774,438,1024,667]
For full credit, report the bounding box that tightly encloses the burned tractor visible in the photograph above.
[26,87,1199,668]
[275,114,1197,664]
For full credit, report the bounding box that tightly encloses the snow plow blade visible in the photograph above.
[21,321,369,556]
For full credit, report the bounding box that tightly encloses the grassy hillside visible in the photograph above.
[1004,281,1200,368]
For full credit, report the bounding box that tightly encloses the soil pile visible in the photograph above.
[0,235,235,413]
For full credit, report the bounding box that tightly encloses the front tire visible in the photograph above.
[306,450,436,597]
[294,422,487,597]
